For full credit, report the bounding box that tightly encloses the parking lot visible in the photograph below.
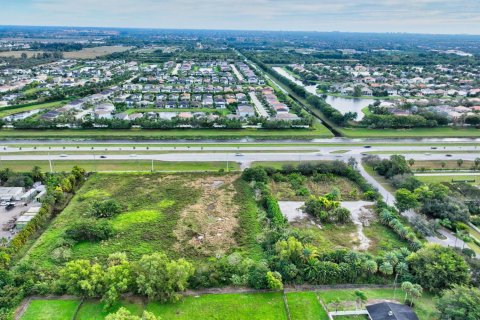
[0,200,41,240]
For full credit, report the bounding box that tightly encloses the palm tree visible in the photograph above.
[475,158,480,170]
[401,281,414,303]
[379,262,394,276]
[364,260,378,274]
[354,290,367,309]
[408,159,415,167]
[457,159,464,168]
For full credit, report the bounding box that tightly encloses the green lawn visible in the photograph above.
[23,172,262,268]
[415,174,479,186]
[146,292,288,320]
[76,299,144,320]
[0,160,239,172]
[339,126,480,138]
[21,299,81,320]
[0,100,68,118]
[317,288,438,320]
[286,291,328,320]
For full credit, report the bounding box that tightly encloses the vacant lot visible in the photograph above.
[62,46,133,59]
[269,174,362,201]
[24,172,261,267]
[0,50,44,58]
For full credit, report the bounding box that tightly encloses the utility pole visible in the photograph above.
[93,154,96,172]
[151,158,154,172]
[48,152,53,173]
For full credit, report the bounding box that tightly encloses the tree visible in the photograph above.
[379,262,394,275]
[135,253,194,302]
[457,159,464,168]
[408,159,415,167]
[105,307,160,320]
[353,86,362,97]
[90,199,123,218]
[102,253,132,308]
[266,271,283,290]
[364,260,378,274]
[475,158,480,170]
[395,188,419,213]
[31,166,45,182]
[407,244,470,291]
[59,260,104,298]
[354,290,367,309]
[441,161,446,169]
[436,286,480,320]
[241,167,268,183]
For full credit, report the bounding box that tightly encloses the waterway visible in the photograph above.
[273,67,375,120]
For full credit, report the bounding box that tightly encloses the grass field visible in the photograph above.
[21,299,81,320]
[318,288,438,320]
[76,299,144,320]
[286,292,328,320]
[339,126,480,138]
[0,50,44,58]
[23,172,262,267]
[269,175,362,201]
[20,288,439,320]
[0,123,333,140]
[63,46,133,59]
[0,160,239,172]
[411,160,476,171]
[415,174,479,186]
[0,100,67,118]
[146,292,288,320]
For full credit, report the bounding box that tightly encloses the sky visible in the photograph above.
[1,0,479,35]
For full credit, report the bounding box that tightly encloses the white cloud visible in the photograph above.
[0,0,478,34]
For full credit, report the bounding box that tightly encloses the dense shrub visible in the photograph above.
[65,220,114,242]
[242,167,268,183]
[89,199,123,218]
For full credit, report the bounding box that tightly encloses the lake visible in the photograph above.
[273,67,375,120]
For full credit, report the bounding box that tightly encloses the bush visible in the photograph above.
[89,199,123,218]
[242,167,268,183]
[264,193,287,228]
[65,220,114,242]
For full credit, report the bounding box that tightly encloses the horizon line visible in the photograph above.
[1,24,479,37]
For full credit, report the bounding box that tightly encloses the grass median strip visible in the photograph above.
[0,160,240,172]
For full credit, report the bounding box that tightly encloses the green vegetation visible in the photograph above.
[0,160,239,172]
[0,100,68,118]
[146,292,288,320]
[317,288,437,320]
[76,299,144,320]
[286,292,328,320]
[21,299,81,320]
[339,126,480,138]
[0,123,333,140]
[415,174,479,186]
[24,173,260,267]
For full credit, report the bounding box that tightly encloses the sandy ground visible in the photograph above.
[278,200,375,250]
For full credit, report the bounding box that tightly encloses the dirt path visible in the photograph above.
[341,201,374,251]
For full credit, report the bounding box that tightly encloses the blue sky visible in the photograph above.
[1,0,479,34]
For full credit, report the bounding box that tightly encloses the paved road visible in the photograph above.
[248,92,270,118]
[357,161,468,251]
[230,64,244,82]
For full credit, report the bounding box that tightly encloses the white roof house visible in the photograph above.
[0,187,25,201]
